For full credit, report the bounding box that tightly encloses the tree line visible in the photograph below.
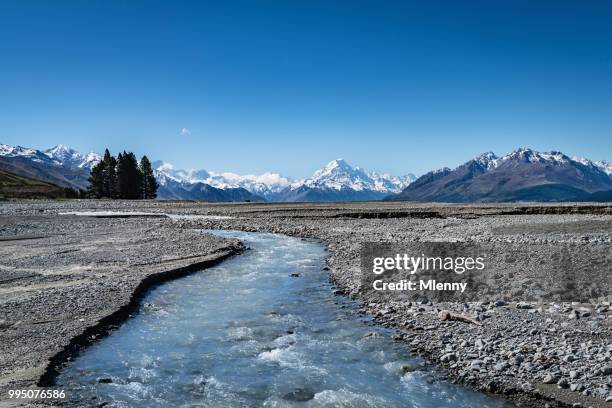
[88,149,158,199]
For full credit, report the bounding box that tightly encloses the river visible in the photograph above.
[57,230,508,407]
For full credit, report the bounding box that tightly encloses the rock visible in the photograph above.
[570,383,585,392]
[289,273,300,277]
[97,378,113,384]
[440,353,457,363]
[542,373,557,384]
[401,365,418,374]
[516,302,533,309]
[283,388,315,402]
[563,354,577,362]
[493,300,507,307]
[600,366,612,375]
[470,360,483,370]
[557,378,569,389]
[485,380,498,392]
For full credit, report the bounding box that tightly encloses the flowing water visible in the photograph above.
[57,231,509,407]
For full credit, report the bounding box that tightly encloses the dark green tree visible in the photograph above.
[139,155,158,199]
[101,149,117,198]
[87,161,105,198]
[116,151,142,199]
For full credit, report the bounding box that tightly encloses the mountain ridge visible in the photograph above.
[388,147,612,202]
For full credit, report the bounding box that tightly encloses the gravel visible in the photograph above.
[0,199,610,408]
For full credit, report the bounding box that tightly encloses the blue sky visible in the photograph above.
[1,0,611,177]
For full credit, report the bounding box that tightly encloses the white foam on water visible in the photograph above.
[226,326,254,341]
[258,346,328,376]
[310,389,390,407]
[273,333,296,347]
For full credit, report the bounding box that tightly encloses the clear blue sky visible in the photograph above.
[1,0,611,177]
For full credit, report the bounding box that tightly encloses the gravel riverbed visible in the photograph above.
[0,200,610,407]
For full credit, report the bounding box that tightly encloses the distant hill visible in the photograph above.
[0,169,67,199]
[388,148,612,202]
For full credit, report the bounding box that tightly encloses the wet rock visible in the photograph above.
[401,365,418,374]
[283,388,315,402]
[97,378,113,384]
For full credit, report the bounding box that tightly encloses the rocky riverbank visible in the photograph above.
[0,209,243,406]
[0,200,610,407]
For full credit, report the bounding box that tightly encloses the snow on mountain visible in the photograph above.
[473,152,499,169]
[0,144,55,164]
[153,158,414,200]
[573,156,612,176]
[391,147,612,202]
[44,144,101,170]
[152,161,291,198]
[0,143,101,170]
[289,159,415,194]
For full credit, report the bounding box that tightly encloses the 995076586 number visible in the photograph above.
[8,389,66,399]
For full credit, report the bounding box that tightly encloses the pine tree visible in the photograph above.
[101,149,117,198]
[87,161,105,198]
[116,151,142,199]
[139,155,158,199]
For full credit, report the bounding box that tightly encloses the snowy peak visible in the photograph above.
[45,144,81,165]
[472,152,499,169]
[0,142,101,170]
[45,144,101,170]
[499,147,571,165]
[153,157,414,200]
[573,156,612,176]
[392,147,612,203]
[153,161,291,197]
[0,143,56,164]
[293,158,415,193]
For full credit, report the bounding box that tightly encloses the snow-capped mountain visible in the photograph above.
[153,161,291,199]
[0,143,92,189]
[276,159,416,201]
[44,144,101,171]
[390,147,612,202]
[573,156,612,176]
[291,159,414,193]
[0,144,56,164]
[154,158,416,201]
[0,143,101,170]
[3,142,611,202]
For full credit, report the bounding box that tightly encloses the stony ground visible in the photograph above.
[0,199,610,407]
[0,207,242,407]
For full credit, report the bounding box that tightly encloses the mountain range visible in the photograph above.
[0,143,415,202]
[2,143,611,202]
[387,148,612,202]
[153,158,415,201]
[0,144,99,190]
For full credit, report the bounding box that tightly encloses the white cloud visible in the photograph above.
[180,127,191,136]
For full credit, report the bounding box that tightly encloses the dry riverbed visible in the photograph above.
[0,200,611,407]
